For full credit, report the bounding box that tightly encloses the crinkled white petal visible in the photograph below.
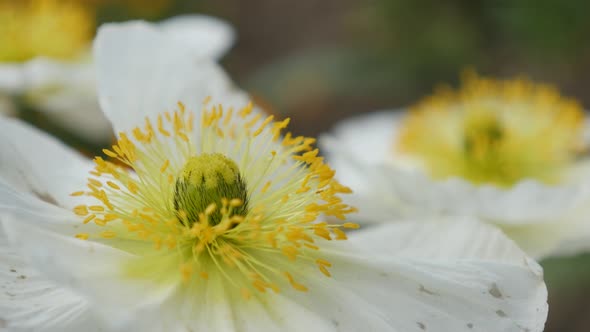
[2,213,331,331]
[159,14,235,60]
[297,218,547,332]
[175,218,545,332]
[0,179,105,243]
[321,111,590,226]
[94,21,249,136]
[2,216,176,330]
[0,223,104,332]
[0,117,95,209]
[0,181,109,331]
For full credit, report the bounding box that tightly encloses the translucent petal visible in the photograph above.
[159,14,235,60]
[94,21,248,136]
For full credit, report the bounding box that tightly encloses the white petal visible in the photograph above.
[0,56,93,95]
[0,117,94,209]
[22,57,90,90]
[320,111,425,223]
[321,110,404,166]
[348,217,536,262]
[168,218,546,332]
[20,58,113,143]
[1,196,547,331]
[159,15,235,60]
[0,223,106,332]
[0,64,26,93]
[28,88,112,143]
[94,21,246,136]
[350,159,589,226]
[231,293,334,332]
[502,202,590,259]
[1,56,91,92]
[0,180,102,240]
[2,216,176,330]
[288,219,547,332]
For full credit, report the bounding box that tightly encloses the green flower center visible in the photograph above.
[174,153,249,226]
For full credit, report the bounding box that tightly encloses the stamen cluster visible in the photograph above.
[72,101,358,299]
[398,71,584,186]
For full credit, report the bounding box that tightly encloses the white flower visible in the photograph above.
[0,0,234,142]
[321,72,590,258]
[0,23,547,331]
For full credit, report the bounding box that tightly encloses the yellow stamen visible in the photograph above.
[73,205,88,216]
[100,230,117,239]
[75,233,89,240]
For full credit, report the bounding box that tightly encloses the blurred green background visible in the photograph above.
[18,0,590,330]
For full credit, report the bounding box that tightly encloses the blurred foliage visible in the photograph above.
[543,255,590,331]
[350,0,590,105]
[494,0,590,59]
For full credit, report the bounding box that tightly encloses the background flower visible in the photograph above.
[320,74,590,259]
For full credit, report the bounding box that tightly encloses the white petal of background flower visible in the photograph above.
[321,111,408,222]
[321,111,402,166]
[159,14,235,60]
[95,21,249,137]
[16,57,113,142]
[0,64,26,93]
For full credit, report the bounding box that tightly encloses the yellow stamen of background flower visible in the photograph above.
[0,0,94,62]
[72,101,358,299]
[398,71,585,187]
